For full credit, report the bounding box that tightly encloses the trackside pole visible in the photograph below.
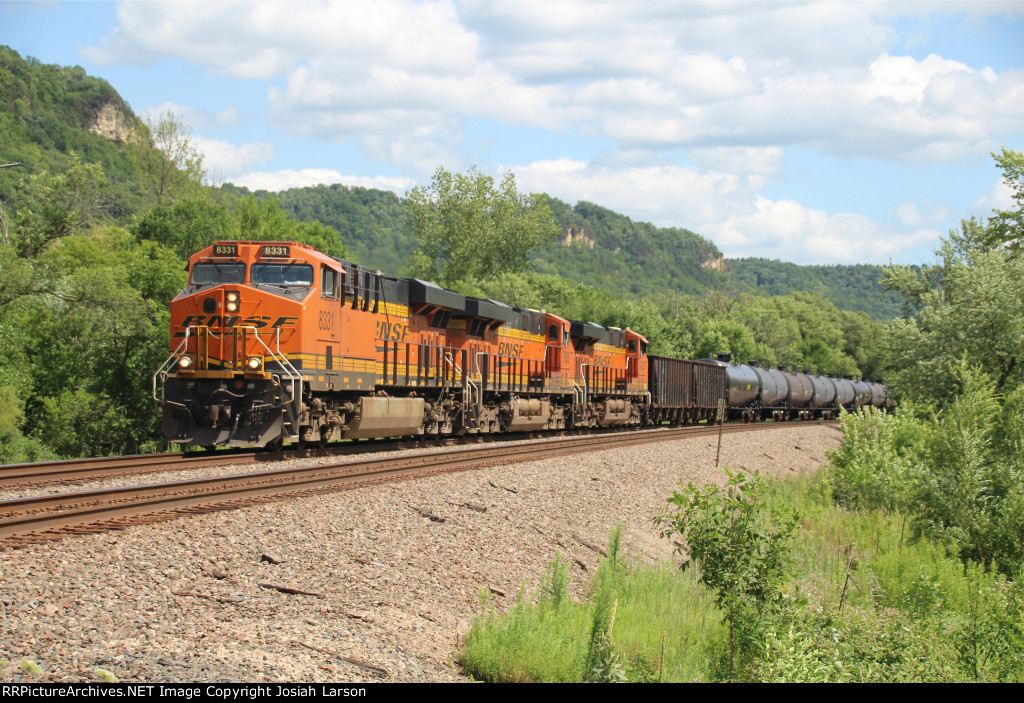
[715,399,725,468]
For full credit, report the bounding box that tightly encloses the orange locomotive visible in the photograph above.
[154,241,652,449]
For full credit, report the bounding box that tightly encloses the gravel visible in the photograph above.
[0,424,842,683]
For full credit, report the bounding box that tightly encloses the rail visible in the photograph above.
[0,422,833,549]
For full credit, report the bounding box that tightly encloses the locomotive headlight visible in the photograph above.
[226,291,239,312]
[178,356,194,370]
[246,356,262,371]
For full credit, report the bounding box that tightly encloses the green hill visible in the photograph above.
[536,198,729,298]
[729,258,907,321]
[0,45,153,218]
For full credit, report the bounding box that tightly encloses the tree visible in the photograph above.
[655,470,797,679]
[406,167,558,285]
[981,147,1024,256]
[132,194,236,260]
[235,195,349,259]
[883,220,1024,403]
[21,229,186,456]
[136,111,205,203]
[883,150,1024,404]
[13,153,107,257]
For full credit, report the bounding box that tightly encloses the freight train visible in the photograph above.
[153,241,890,449]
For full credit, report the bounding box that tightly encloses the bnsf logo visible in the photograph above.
[175,315,298,336]
[498,341,523,358]
[376,320,410,341]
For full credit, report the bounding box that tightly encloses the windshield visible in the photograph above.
[191,262,246,285]
[251,263,314,287]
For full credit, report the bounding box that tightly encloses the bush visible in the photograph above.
[655,469,798,678]
[827,404,929,514]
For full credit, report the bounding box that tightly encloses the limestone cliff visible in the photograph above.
[89,103,134,145]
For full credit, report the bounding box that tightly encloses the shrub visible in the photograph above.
[654,469,798,678]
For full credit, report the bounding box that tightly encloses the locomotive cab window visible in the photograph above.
[321,266,340,299]
[251,263,314,288]
[548,324,559,342]
[190,262,246,285]
[628,340,637,353]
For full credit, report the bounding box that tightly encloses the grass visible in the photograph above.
[459,535,728,682]
[459,472,1024,683]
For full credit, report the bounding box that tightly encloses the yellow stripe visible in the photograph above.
[498,328,544,342]
[344,300,410,317]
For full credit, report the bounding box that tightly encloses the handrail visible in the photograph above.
[152,331,191,402]
[152,324,302,405]
[445,352,480,426]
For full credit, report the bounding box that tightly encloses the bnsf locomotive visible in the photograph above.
[154,241,890,449]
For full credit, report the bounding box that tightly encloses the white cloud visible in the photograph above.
[892,201,949,228]
[974,177,1016,212]
[84,0,479,79]
[713,196,940,265]
[689,146,783,175]
[511,158,750,226]
[511,158,941,265]
[143,102,248,130]
[192,137,274,182]
[230,169,415,194]
[84,1,1024,169]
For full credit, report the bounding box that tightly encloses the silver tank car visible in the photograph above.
[851,380,872,407]
[832,378,856,408]
[867,382,890,409]
[781,371,814,408]
[752,366,788,406]
[724,363,760,408]
[808,374,834,407]
[810,375,839,418]
[701,359,760,419]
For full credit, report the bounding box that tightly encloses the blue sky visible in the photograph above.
[4,1,1023,266]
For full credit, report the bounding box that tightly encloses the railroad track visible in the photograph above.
[0,421,835,550]
[0,424,704,489]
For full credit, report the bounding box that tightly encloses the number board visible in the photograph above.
[212,244,238,256]
[260,245,291,257]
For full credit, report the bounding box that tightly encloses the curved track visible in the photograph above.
[0,421,836,550]
[0,425,691,489]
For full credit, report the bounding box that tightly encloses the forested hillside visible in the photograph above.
[241,180,898,314]
[0,46,150,218]
[221,183,731,299]
[729,259,907,320]
[537,199,728,297]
